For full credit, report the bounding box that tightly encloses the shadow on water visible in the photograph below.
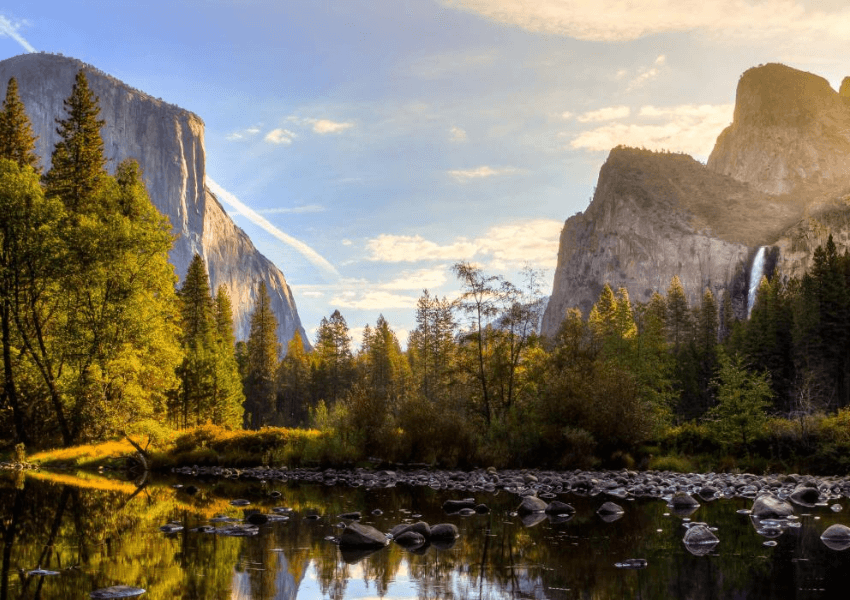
[2,471,850,598]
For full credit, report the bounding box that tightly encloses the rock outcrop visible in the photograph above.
[543,64,850,338]
[0,53,307,349]
[709,63,850,196]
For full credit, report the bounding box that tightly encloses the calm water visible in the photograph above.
[2,470,850,599]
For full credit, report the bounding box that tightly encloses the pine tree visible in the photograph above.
[665,276,692,353]
[0,78,39,171]
[211,285,244,428]
[43,69,106,213]
[277,331,310,426]
[244,281,280,429]
[311,309,354,407]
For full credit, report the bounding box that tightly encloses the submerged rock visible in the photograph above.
[90,586,146,599]
[597,501,625,516]
[517,496,548,515]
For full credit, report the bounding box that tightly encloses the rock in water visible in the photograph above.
[90,586,146,599]
[339,522,389,549]
[0,53,308,350]
[683,524,719,556]
[517,496,548,515]
[751,494,794,518]
[821,524,850,551]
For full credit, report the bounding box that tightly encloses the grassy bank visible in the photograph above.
[18,409,850,476]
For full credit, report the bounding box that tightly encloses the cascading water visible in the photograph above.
[747,246,767,318]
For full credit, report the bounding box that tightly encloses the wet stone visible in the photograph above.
[615,558,648,569]
[90,585,146,599]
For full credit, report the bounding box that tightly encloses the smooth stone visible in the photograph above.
[597,501,625,516]
[229,499,251,506]
[474,504,490,514]
[683,524,719,555]
[90,586,146,599]
[390,521,431,539]
[429,523,459,541]
[517,496,548,515]
[159,524,183,533]
[339,522,389,549]
[338,512,362,520]
[669,492,700,509]
[751,494,794,518]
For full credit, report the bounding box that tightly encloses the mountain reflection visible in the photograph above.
[2,471,850,598]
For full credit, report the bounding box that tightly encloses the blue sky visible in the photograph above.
[1,0,849,347]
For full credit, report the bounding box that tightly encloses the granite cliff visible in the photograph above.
[542,64,850,339]
[0,53,307,350]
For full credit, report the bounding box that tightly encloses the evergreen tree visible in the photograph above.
[244,281,280,429]
[0,78,39,171]
[211,285,244,428]
[665,276,692,353]
[43,69,106,213]
[276,331,310,426]
[310,310,354,407]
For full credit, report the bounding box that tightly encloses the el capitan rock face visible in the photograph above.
[543,64,850,338]
[0,53,307,349]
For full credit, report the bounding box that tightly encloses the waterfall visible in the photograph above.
[747,246,767,318]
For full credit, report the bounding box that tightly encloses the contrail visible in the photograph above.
[206,177,340,281]
[0,16,36,53]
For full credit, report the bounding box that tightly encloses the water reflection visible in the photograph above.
[1,471,850,598]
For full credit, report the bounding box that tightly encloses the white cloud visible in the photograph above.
[0,15,35,53]
[624,54,668,91]
[265,128,297,145]
[450,126,468,142]
[448,165,518,181]
[365,219,563,268]
[206,178,340,280]
[330,290,420,311]
[577,106,631,123]
[570,103,734,156]
[560,111,574,120]
[439,0,850,45]
[341,239,353,246]
[311,119,354,134]
[367,235,478,262]
[655,55,667,66]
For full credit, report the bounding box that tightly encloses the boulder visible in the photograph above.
[517,496,548,515]
[751,494,794,518]
[429,523,459,541]
[669,492,700,509]
[682,524,719,556]
[821,524,850,551]
[390,521,430,540]
[545,500,576,515]
[339,522,389,549]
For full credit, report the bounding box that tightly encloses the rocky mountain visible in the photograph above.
[542,63,850,339]
[0,53,308,350]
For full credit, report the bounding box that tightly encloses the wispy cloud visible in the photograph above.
[570,103,734,156]
[206,177,340,281]
[366,219,562,268]
[330,290,420,311]
[264,128,297,145]
[226,126,261,141]
[448,165,517,182]
[626,55,667,91]
[577,106,631,123]
[440,0,850,45]
[0,15,35,53]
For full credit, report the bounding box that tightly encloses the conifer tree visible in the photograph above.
[0,77,39,171]
[211,284,244,428]
[43,69,106,213]
[277,331,310,426]
[244,281,280,429]
[311,309,354,407]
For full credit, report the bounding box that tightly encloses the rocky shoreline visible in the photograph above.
[169,464,850,505]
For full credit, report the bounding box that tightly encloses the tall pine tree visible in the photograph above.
[244,281,280,429]
[0,77,39,171]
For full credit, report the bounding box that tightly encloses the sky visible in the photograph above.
[1,0,849,348]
